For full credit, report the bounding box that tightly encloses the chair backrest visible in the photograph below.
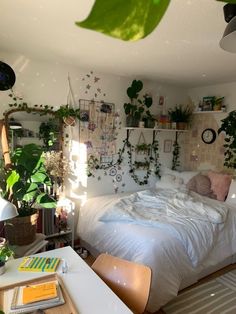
[91,253,151,314]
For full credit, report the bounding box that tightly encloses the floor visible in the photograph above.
[83,252,236,314]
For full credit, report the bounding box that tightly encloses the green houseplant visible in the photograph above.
[2,144,57,245]
[0,242,14,275]
[168,104,193,130]
[218,110,236,169]
[124,80,153,127]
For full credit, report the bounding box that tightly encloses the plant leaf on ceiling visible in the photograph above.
[76,0,170,41]
[217,0,236,3]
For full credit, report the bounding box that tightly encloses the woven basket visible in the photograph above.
[5,212,38,246]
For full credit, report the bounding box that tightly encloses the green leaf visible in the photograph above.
[6,171,20,188]
[76,0,170,41]
[217,0,236,3]
[36,193,57,208]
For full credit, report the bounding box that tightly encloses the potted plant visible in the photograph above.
[2,144,57,245]
[0,241,14,275]
[55,105,80,126]
[124,80,153,127]
[218,110,236,169]
[168,104,193,130]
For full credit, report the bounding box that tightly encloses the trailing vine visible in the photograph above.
[171,135,180,170]
[87,132,161,185]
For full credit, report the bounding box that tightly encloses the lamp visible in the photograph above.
[0,198,18,222]
[220,4,236,53]
[8,120,22,130]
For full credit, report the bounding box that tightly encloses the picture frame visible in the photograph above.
[202,96,215,111]
[164,139,172,153]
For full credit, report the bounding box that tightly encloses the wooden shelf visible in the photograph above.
[193,110,225,114]
[124,127,189,132]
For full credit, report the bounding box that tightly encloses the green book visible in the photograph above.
[18,257,60,272]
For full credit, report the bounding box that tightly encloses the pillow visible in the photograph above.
[161,167,198,184]
[207,171,232,201]
[156,174,184,190]
[225,179,236,205]
[186,174,216,198]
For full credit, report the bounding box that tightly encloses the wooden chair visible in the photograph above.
[91,253,152,314]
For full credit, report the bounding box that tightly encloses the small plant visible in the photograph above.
[218,110,236,169]
[0,243,14,263]
[55,104,80,120]
[39,120,59,149]
[168,104,193,123]
[135,143,151,154]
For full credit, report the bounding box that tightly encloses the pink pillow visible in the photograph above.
[186,174,216,198]
[207,171,232,201]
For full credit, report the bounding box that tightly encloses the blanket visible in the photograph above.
[100,189,228,267]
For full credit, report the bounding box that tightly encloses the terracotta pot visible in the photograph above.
[5,212,38,246]
[176,122,188,130]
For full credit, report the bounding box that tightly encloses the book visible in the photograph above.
[18,256,60,272]
[9,280,65,313]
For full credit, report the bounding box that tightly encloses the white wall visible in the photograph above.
[0,51,188,201]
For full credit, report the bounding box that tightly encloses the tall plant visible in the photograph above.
[218,110,236,169]
[3,144,56,217]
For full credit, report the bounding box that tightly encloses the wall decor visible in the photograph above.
[79,99,116,162]
[164,139,172,153]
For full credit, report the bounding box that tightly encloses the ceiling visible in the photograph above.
[0,0,236,87]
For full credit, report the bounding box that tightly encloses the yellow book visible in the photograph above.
[22,281,57,304]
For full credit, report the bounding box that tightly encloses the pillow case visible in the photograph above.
[225,179,236,205]
[186,174,216,198]
[207,171,232,201]
[156,174,184,190]
[161,167,198,184]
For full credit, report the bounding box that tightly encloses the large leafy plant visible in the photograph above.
[218,110,236,168]
[124,80,153,120]
[76,0,231,41]
[3,144,56,217]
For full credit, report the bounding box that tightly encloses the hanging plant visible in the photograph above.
[218,110,236,169]
[172,138,180,170]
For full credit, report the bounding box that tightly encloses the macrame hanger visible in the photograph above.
[67,73,76,109]
[137,131,146,146]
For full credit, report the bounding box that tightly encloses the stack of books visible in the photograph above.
[18,256,60,272]
[9,280,65,313]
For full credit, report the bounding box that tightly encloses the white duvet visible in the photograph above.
[77,188,236,312]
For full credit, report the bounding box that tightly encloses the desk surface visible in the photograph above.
[0,246,133,314]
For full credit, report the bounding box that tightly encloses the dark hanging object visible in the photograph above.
[0,61,16,91]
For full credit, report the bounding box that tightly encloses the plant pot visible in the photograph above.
[176,122,188,130]
[126,116,139,127]
[63,116,76,126]
[145,120,155,128]
[0,261,5,275]
[5,212,38,246]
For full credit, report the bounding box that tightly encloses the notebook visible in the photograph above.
[7,280,65,314]
[18,257,60,272]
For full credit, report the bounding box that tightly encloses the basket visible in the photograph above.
[5,212,38,246]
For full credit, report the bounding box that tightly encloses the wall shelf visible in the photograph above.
[193,110,225,114]
[124,127,189,132]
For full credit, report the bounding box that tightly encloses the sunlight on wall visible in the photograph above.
[68,139,88,205]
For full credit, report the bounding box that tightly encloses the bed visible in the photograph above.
[77,171,236,313]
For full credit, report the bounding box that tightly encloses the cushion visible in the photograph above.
[161,167,198,184]
[156,174,184,190]
[207,171,232,201]
[186,174,216,198]
[225,179,236,205]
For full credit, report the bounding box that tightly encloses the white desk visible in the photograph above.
[0,246,133,314]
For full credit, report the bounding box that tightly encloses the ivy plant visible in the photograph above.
[218,110,236,168]
[76,0,233,41]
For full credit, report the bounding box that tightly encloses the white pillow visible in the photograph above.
[155,174,184,190]
[225,179,236,205]
[161,167,198,184]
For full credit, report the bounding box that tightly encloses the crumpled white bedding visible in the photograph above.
[100,189,228,267]
[77,188,236,313]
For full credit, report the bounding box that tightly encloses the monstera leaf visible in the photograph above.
[76,0,170,41]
